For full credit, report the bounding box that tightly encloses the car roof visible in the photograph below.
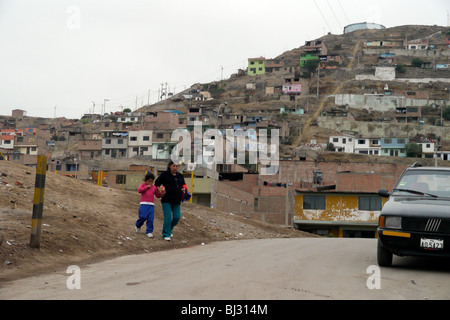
[405,167,450,172]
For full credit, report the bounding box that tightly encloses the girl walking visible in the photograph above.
[135,172,161,238]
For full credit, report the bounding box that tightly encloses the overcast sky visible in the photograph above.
[0,0,449,119]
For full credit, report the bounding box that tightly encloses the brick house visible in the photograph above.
[78,139,102,160]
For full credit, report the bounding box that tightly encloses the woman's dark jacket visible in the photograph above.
[155,170,186,204]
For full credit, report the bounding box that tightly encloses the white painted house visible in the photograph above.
[128,130,152,157]
[354,138,381,156]
[419,142,435,159]
[329,135,355,153]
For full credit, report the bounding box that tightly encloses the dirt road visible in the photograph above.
[1,238,449,300]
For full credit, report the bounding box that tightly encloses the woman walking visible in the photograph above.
[155,161,187,241]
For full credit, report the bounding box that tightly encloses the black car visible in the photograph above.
[377,165,450,267]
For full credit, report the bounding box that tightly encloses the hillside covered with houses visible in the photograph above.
[2,24,450,238]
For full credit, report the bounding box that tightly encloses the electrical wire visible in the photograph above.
[326,0,343,31]
[337,0,351,24]
[313,0,333,34]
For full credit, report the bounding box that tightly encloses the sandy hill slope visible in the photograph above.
[0,161,314,283]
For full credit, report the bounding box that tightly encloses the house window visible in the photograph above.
[116,175,126,184]
[358,196,382,211]
[105,139,111,144]
[140,147,148,155]
[384,139,392,144]
[156,133,164,139]
[397,139,405,144]
[118,139,123,144]
[333,138,339,142]
[303,195,326,210]
[143,136,150,141]
[358,140,365,145]
[130,137,137,141]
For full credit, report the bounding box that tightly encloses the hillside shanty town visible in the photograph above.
[2,23,450,241]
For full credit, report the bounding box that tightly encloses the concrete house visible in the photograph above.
[419,142,435,159]
[282,81,301,95]
[265,59,285,74]
[0,130,15,151]
[248,57,265,76]
[329,135,355,153]
[405,39,429,50]
[381,138,408,157]
[395,106,422,124]
[151,130,177,160]
[293,163,404,238]
[102,131,128,159]
[300,53,319,69]
[354,138,381,156]
[128,130,152,157]
[294,190,387,237]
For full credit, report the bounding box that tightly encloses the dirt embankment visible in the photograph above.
[0,161,314,283]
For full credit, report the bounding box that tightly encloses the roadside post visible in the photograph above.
[190,170,194,203]
[30,155,47,249]
[97,170,103,186]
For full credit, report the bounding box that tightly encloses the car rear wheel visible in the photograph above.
[377,239,393,267]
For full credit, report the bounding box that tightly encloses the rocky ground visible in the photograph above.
[0,161,315,284]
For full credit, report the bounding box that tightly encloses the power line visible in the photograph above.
[326,0,343,31]
[337,0,351,24]
[313,0,333,34]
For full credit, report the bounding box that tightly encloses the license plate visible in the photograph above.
[420,238,444,250]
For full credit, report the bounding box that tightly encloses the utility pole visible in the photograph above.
[165,82,168,99]
[30,155,47,249]
[285,167,290,227]
[316,66,320,99]
[103,99,109,115]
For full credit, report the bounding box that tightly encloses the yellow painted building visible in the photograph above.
[184,176,212,207]
[294,191,388,238]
